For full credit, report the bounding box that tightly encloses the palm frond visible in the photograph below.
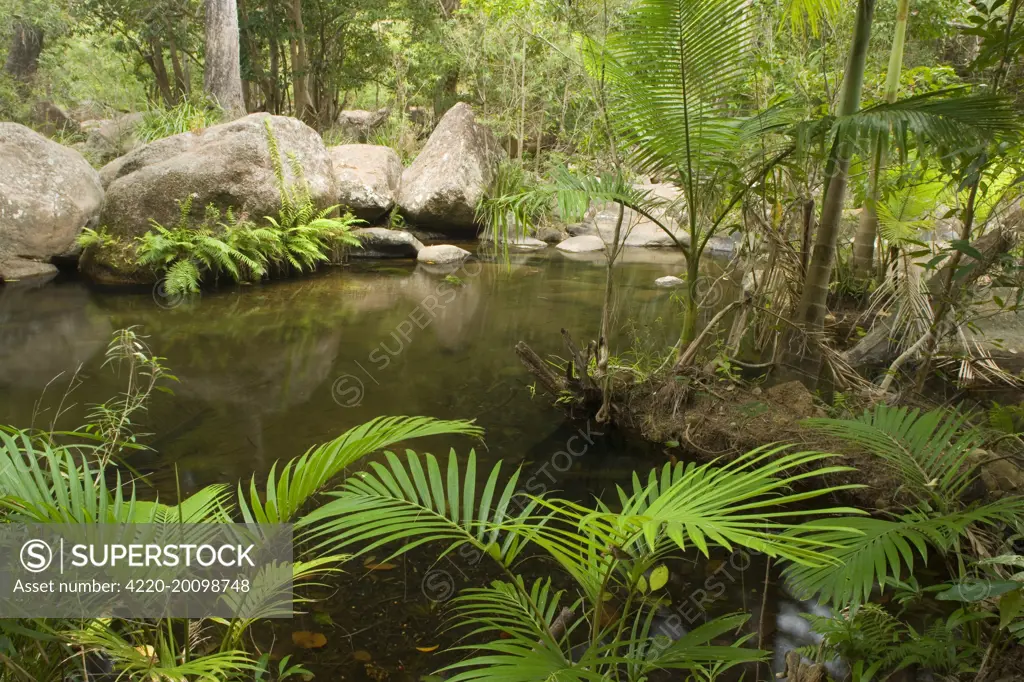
[301,448,537,566]
[606,445,865,566]
[837,90,1021,155]
[600,0,754,181]
[637,613,765,674]
[785,498,1024,606]
[238,416,483,525]
[803,405,984,505]
[0,429,146,523]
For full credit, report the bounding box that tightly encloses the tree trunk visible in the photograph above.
[784,0,876,376]
[168,36,190,101]
[287,0,314,122]
[147,37,177,106]
[204,0,247,119]
[852,0,910,277]
[4,21,43,82]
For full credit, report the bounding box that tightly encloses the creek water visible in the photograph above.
[0,245,827,680]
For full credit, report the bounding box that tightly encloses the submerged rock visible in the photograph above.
[397,103,503,233]
[351,227,423,258]
[555,235,606,253]
[0,123,103,281]
[98,113,335,240]
[417,244,471,265]
[655,275,684,288]
[329,144,402,222]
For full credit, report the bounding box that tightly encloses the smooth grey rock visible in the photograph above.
[0,123,103,280]
[329,144,402,222]
[336,108,390,142]
[99,113,335,239]
[417,244,471,265]
[479,233,547,250]
[655,275,684,288]
[81,112,144,165]
[0,258,58,281]
[397,103,503,232]
[580,183,688,248]
[351,227,424,258]
[556,235,606,253]
[508,236,547,250]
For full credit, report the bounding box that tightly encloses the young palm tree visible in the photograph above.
[302,444,865,680]
[0,416,482,680]
[851,0,912,279]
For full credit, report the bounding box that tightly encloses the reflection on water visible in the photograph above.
[0,246,710,491]
[0,246,836,679]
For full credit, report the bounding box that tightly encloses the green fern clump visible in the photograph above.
[135,201,253,296]
[133,120,363,295]
[77,226,118,251]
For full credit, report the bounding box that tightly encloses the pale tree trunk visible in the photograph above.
[204,0,246,119]
[784,0,876,376]
[852,0,910,277]
[4,21,44,82]
[287,0,314,123]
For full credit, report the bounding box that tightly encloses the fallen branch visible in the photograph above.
[673,301,743,372]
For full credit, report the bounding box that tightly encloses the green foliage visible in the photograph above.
[786,405,1024,609]
[137,96,223,142]
[801,604,983,680]
[805,404,986,507]
[302,442,864,679]
[132,122,364,296]
[1,373,478,681]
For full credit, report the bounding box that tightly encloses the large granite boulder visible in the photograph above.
[580,183,688,248]
[336,108,390,142]
[329,144,402,222]
[98,113,335,240]
[397,103,503,233]
[351,227,424,258]
[80,112,144,165]
[0,123,103,281]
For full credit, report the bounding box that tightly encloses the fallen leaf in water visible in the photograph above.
[291,631,327,649]
[415,645,439,653]
[353,649,373,662]
[364,557,397,570]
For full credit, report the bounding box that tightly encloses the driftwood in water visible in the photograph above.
[515,328,603,408]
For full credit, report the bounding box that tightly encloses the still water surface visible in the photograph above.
[0,246,824,680]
